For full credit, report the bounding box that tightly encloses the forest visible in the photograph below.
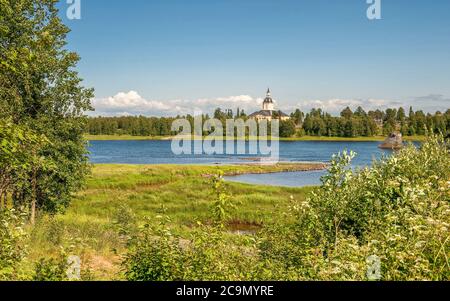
[85,107,450,138]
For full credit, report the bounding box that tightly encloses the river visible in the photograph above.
[88,140,397,187]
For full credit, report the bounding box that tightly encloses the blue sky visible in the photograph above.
[59,0,450,116]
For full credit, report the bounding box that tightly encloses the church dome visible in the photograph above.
[263,88,273,103]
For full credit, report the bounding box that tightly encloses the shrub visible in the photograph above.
[32,248,88,281]
[122,216,263,281]
[260,135,450,280]
[122,216,183,281]
[122,135,449,281]
[122,173,259,281]
[33,256,69,282]
[112,204,138,239]
[0,208,28,280]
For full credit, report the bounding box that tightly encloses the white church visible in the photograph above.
[248,89,290,122]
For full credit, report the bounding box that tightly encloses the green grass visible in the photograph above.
[284,135,425,141]
[84,134,169,141]
[27,163,322,280]
[85,134,426,142]
[71,163,320,226]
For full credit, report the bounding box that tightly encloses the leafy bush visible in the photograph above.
[33,255,69,282]
[0,208,28,280]
[122,216,182,281]
[210,171,236,227]
[112,204,138,239]
[123,217,263,281]
[260,135,450,280]
[32,247,90,281]
[124,135,449,281]
[123,173,259,281]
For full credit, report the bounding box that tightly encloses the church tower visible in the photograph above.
[248,88,290,121]
[262,88,274,111]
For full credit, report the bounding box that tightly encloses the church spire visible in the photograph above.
[263,88,274,110]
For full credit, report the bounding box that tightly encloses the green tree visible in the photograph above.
[279,120,296,138]
[291,109,304,125]
[354,106,367,118]
[397,107,406,121]
[0,0,94,214]
[340,107,353,119]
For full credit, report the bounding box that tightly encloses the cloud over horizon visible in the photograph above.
[90,91,450,117]
[91,91,264,117]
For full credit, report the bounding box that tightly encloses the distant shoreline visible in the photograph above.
[85,134,426,142]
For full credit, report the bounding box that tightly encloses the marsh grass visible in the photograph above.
[26,163,319,280]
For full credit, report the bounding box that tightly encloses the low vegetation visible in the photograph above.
[2,163,316,280]
[1,0,448,282]
[121,136,450,281]
[261,135,449,280]
[1,136,447,281]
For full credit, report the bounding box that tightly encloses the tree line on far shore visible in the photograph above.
[85,107,450,138]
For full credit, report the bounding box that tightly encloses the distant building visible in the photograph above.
[248,89,290,122]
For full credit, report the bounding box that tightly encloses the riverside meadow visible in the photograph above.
[1,0,449,286]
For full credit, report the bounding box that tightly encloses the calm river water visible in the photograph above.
[88,140,396,187]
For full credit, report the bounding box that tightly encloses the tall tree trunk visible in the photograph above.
[0,192,4,209]
[30,164,37,225]
[0,173,9,209]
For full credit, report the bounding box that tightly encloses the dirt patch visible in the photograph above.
[86,254,122,280]
[202,163,328,178]
[227,220,262,235]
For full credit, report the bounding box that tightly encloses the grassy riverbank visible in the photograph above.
[85,134,168,141]
[15,137,449,281]
[26,163,322,279]
[85,134,426,142]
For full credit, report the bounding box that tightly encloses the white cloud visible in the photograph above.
[93,91,171,112]
[291,98,395,114]
[295,99,363,111]
[409,94,450,112]
[91,91,262,117]
[90,91,450,117]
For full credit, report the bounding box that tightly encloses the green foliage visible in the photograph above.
[30,215,67,248]
[0,208,28,280]
[260,135,450,280]
[210,171,235,227]
[86,116,178,136]
[122,172,261,281]
[122,216,183,281]
[112,204,138,239]
[0,0,94,214]
[85,107,449,139]
[279,120,296,138]
[122,140,449,281]
[0,120,48,209]
[122,216,264,281]
[302,107,449,138]
[33,252,69,281]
